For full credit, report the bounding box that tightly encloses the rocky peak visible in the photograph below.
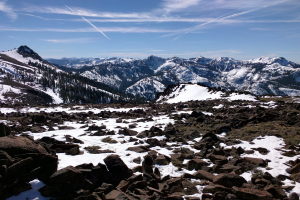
[249,56,291,66]
[144,55,166,70]
[17,45,42,61]
[271,57,290,66]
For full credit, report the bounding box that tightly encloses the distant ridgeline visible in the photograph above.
[0,45,299,105]
[0,46,136,105]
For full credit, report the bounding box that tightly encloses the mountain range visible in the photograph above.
[0,45,299,105]
[49,52,300,99]
[0,46,132,105]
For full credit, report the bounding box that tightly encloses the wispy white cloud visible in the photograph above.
[65,5,110,40]
[21,13,300,24]
[21,13,66,21]
[0,1,17,20]
[0,26,177,33]
[79,17,218,23]
[24,0,285,20]
[9,0,300,40]
[203,0,295,10]
[161,0,201,13]
[166,0,293,37]
[20,0,300,25]
[43,37,95,44]
[23,6,150,19]
[22,0,201,19]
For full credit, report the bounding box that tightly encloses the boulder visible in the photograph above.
[252,147,269,155]
[193,133,220,156]
[289,193,300,200]
[182,180,198,195]
[0,123,10,137]
[38,136,81,155]
[265,185,287,199]
[39,166,93,198]
[65,135,84,144]
[146,138,163,147]
[193,170,215,181]
[6,157,34,180]
[87,124,106,131]
[154,154,171,165]
[76,163,111,186]
[209,154,228,165]
[187,159,208,170]
[142,155,154,178]
[242,157,268,167]
[118,128,138,136]
[0,136,48,155]
[31,114,47,124]
[84,146,102,154]
[104,155,133,185]
[288,163,300,174]
[127,146,149,153]
[0,136,58,199]
[213,173,247,188]
[216,164,241,173]
[90,129,115,136]
[166,192,184,200]
[132,157,141,164]
[105,189,134,200]
[203,184,232,193]
[233,187,273,200]
[165,177,184,194]
[291,172,300,182]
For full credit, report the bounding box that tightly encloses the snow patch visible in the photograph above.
[228,93,257,101]
[231,136,300,195]
[0,84,21,102]
[158,84,257,103]
[158,84,223,103]
[45,88,63,104]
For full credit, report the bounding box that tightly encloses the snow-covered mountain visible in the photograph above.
[50,55,300,99]
[126,76,166,100]
[1,45,299,104]
[48,57,136,69]
[157,83,257,103]
[0,46,130,105]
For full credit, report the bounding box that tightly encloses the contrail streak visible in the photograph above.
[167,0,291,37]
[65,5,110,40]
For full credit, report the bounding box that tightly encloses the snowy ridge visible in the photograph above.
[0,46,129,105]
[126,77,166,100]
[51,55,300,100]
[1,47,61,72]
[0,47,64,104]
[248,57,292,65]
[2,45,300,103]
[48,57,136,69]
[157,83,257,103]
[81,70,123,88]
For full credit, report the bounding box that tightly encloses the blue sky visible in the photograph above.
[0,0,300,62]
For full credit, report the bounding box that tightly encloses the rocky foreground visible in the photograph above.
[0,99,300,200]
